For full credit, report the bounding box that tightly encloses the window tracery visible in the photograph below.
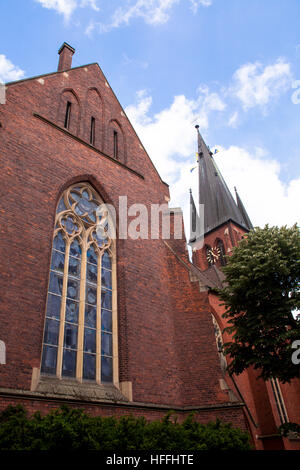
[41,183,116,384]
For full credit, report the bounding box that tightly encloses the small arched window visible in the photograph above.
[41,183,117,384]
[216,239,226,266]
[85,88,103,149]
[58,89,80,135]
[109,120,125,163]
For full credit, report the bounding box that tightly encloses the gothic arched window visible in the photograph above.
[216,239,226,266]
[211,315,227,373]
[41,183,117,384]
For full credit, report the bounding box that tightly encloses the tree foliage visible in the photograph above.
[0,405,251,451]
[218,224,300,383]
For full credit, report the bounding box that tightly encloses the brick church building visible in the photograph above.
[0,43,299,450]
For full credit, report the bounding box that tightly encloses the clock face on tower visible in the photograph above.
[206,244,224,266]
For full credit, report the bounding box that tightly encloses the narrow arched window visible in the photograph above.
[41,183,117,385]
[109,121,125,163]
[90,117,96,145]
[113,130,118,159]
[217,239,226,266]
[211,315,227,373]
[64,101,72,129]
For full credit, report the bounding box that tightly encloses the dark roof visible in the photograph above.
[234,187,253,231]
[196,127,251,235]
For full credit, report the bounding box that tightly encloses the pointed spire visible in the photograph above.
[234,187,253,231]
[195,125,250,235]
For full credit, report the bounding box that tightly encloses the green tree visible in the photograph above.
[219,224,300,383]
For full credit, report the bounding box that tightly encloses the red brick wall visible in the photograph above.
[192,221,246,270]
[0,66,174,401]
[0,395,249,433]
[0,64,231,412]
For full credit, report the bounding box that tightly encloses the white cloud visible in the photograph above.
[35,0,77,20]
[214,146,300,228]
[228,111,239,128]
[125,88,225,240]
[121,54,149,70]
[125,55,297,234]
[85,20,96,36]
[95,0,212,33]
[189,0,212,13]
[125,87,225,184]
[232,58,292,110]
[126,89,299,236]
[0,55,25,83]
[174,145,300,240]
[81,0,99,10]
[35,0,99,21]
[106,0,180,30]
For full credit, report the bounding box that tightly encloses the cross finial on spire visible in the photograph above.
[195,124,204,158]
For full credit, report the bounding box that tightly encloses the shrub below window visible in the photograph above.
[0,405,252,451]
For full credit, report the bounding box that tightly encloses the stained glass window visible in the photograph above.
[41,183,116,384]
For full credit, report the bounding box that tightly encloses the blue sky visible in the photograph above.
[0,0,299,229]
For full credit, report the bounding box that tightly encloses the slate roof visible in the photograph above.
[196,126,252,236]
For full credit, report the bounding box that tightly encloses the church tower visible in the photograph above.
[189,127,300,451]
[191,125,253,271]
